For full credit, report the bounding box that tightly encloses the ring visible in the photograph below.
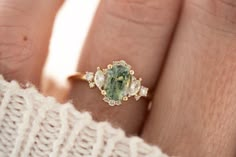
[68,60,149,106]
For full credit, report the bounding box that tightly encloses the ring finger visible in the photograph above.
[69,0,182,134]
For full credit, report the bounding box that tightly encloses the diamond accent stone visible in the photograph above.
[94,70,105,89]
[109,100,115,106]
[85,72,94,81]
[103,97,109,102]
[135,95,141,101]
[129,78,141,96]
[115,101,121,105]
[139,86,148,97]
[89,82,95,88]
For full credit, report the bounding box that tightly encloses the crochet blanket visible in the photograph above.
[0,75,168,157]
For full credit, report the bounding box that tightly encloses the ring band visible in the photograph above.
[68,60,150,106]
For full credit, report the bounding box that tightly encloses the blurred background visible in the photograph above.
[42,1,99,102]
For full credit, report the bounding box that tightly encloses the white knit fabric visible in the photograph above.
[0,75,168,157]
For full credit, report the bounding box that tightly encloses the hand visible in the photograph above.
[1,0,236,157]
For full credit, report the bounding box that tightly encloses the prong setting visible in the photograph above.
[123,96,128,101]
[107,64,112,69]
[130,70,134,75]
[101,90,106,95]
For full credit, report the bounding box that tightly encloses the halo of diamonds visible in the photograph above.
[85,60,148,106]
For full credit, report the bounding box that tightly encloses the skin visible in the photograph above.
[1,0,236,156]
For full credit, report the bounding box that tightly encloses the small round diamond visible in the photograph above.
[94,70,105,89]
[109,100,115,106]
[89,82,95,88]
[85,72,94,81]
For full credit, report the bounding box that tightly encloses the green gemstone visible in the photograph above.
[104,64,131,101]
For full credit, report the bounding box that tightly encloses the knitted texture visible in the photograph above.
[0,75,168,157]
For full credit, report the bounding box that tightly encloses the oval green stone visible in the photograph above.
[104,64,131,101]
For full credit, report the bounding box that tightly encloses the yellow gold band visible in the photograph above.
[68,72,87,82]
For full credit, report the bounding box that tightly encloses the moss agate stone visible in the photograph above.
[104,64,131,101]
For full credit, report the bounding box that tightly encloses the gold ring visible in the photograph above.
[68,60,150,106]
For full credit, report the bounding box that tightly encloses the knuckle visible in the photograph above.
[104,0,171,26]
[0,1,29,16]
[186,0,236,23]
[185,0,236,36]
[218,0,236,10]
[0,26,33,75]
[217,0,236,23]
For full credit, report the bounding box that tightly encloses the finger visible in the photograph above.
[142,0,236,156]
[69,0,182,134]
[0,0,63,87]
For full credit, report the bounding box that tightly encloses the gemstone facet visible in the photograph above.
[103,64,131,101]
